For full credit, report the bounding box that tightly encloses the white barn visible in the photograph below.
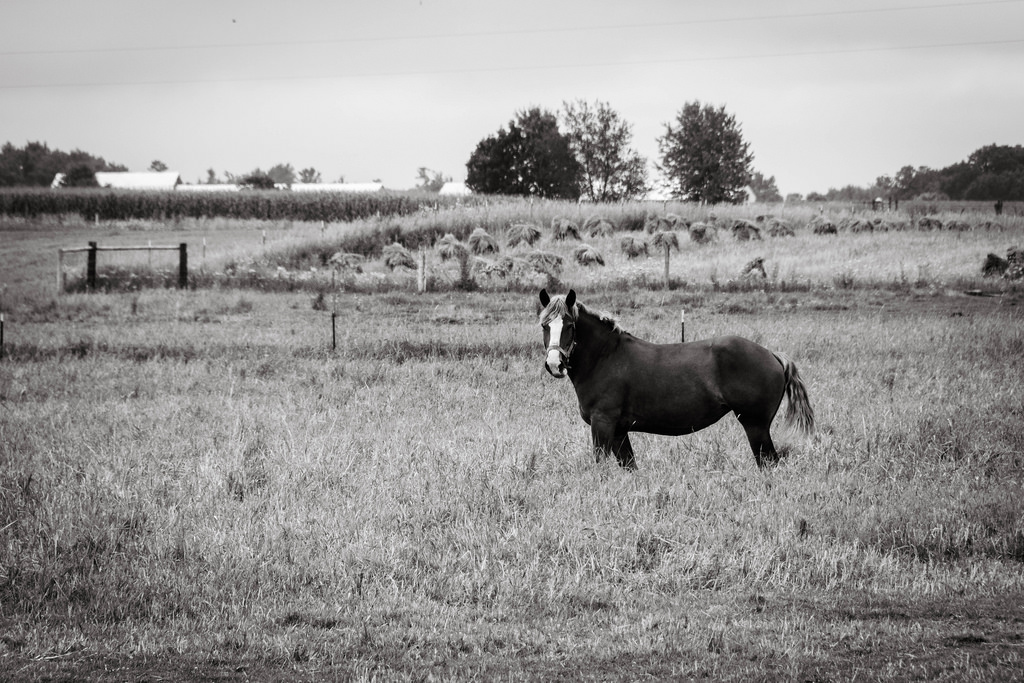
[439,181,471,196]
[94,171,182,190]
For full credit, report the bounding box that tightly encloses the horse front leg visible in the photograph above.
[613,432,637,470]
[590,418,637,470]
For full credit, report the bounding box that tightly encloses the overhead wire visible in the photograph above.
[0,0,1020,89]
[1,0,1021,57]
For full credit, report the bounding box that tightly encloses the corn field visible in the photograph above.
[0,187,479,222]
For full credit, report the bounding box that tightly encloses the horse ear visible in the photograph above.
[565,289,576,308]
[539,289,550,307]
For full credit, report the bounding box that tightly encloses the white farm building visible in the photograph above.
[439,182,471,196]
[94,171,182,190]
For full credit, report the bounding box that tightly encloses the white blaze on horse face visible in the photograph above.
[545,317,566,377]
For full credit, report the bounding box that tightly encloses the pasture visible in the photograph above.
[1,204,1024,680]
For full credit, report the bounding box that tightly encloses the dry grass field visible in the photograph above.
[1,203,1023,680]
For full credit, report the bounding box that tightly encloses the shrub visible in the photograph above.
[765,217,795,237]
[382,243,415,270]
[551,217,580,241]
[525,250,564,275]
[468,227,499,254]
[582,216,615,237]
[651,230,680,252]
[741,257,767,279]
[688,222,716,244]
[506,223,542,247]
[645,213,688,233]
[731,219,762,241]
[437,233,469,261]
[982,253,1009,277]
[620,235,649,259]
[617,212,646,232]
[328,252,364,271]
[574,244,605,266]
[475,256,516,279]
[808,215,837,235]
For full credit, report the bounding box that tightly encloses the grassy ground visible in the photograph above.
[1,208,1024,680]
[2,201,1022,306]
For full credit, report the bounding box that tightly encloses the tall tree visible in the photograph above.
[0,143,20,186]
[890,165,943,199]
[239,169,276,190]
[944,144,1024,200]
[416,167,450,193]
[748,171,782,203]
[657,102,753,203]
[63,164,99,187]
[299,167,322,184]
[560,99,648,201]
[149,160,168,172]
[266,163,296,186]
[466,108,581,199]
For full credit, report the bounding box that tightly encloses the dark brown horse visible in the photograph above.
[539,289,814,469]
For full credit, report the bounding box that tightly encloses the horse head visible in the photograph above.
[538,288,577,378]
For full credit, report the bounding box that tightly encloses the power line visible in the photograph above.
[1,0,1021,57]
[1,36,1021,91]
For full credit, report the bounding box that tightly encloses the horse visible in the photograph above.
[538,289,814,470]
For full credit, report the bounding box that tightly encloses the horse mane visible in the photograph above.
[540,294,625,334]
[577,302,624,333]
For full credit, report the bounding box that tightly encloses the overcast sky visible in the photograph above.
[2,0,1022,196]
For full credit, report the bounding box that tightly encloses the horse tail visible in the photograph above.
[774,352,815,435]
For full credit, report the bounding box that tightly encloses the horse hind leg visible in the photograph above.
[738,417,779,469]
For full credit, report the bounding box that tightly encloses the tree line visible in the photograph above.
[805,145,1024,204]
[4,103,1023,203]
[878,145,1024,202]
[465,102,1024,204]
[0,141,126,187]
[465,99,767,204]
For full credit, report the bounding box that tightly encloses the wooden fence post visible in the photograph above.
[663,243,671,289]
[87,241,98,290]
[178,243,188,289]
[417,248,426,293]
[57,249,65,294]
